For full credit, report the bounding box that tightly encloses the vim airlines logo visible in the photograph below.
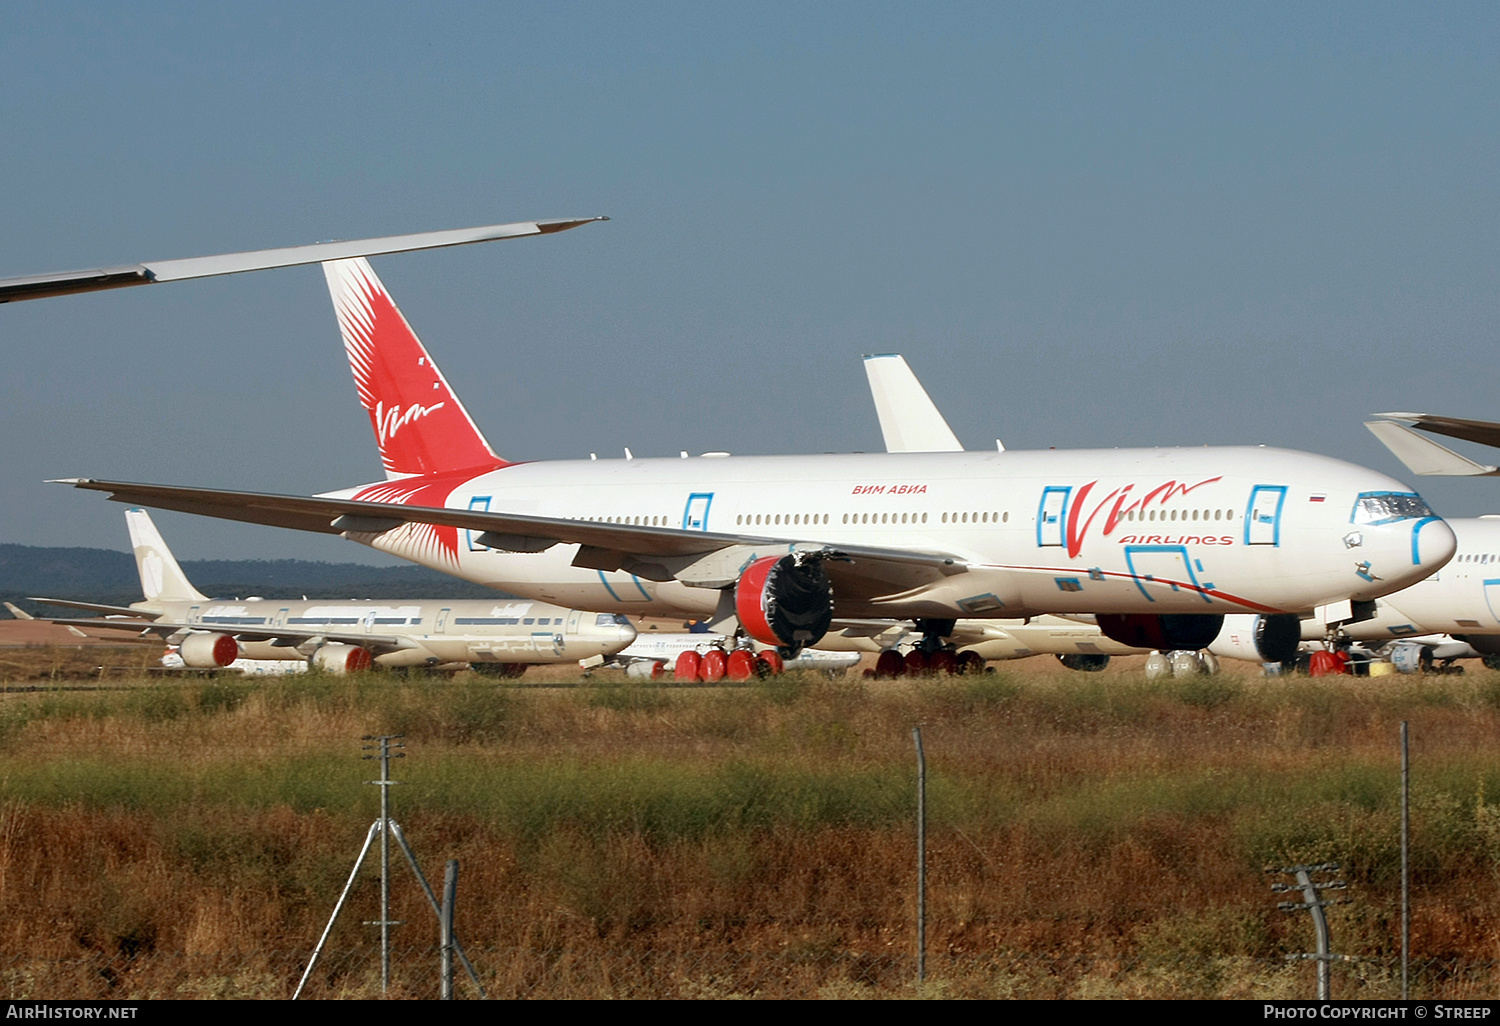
[1063,477,1223,558]
[374,400,447,445]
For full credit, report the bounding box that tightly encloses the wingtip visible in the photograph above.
[536,216,610,234]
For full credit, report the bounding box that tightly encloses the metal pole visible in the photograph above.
[1295,868,1332,1001]
[441,860,457,1000]
[380,739,391,992]
[361,735,404,995]
[1401,720,1410,1001]
[912,726,926,985]
[389,821,486,996]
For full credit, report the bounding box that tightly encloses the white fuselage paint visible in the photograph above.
[326,446,1455,622]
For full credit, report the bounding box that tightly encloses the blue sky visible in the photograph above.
[3,2,1497,562]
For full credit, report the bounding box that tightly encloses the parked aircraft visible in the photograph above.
[24,509,635,675]
[56,254,1457,661]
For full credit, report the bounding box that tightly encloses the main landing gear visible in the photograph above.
[868,618,988,678]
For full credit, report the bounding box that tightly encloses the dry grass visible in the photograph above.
[0,651,1498,998]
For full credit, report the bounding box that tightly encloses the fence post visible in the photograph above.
[913,726,926,986]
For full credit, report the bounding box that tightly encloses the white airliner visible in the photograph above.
[54,250,1457,658]
[864,356,1500,671]
[25,509,635,674]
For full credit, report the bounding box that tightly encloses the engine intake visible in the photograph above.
[1097,613,1224,652]
[735,553,834,653]
[1207,613,1302,663]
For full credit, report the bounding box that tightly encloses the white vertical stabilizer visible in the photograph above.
[125,509,208,604]
[862,354,965,453]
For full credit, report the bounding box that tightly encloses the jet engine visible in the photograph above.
[178,632,240,668]
[1206,613,1302,664]
[1096,613,1224,652]
[1056,653,1110,672]
[311,643,374,674]
[734,553,835,653]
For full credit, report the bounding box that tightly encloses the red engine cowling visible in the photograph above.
[311,643,374,674]
[178,632,240,668]
[1096,613,1224,652]
[734,554,835,653]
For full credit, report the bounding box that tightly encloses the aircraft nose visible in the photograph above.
[1412,515,1457,576]
[1365,512,1455,595]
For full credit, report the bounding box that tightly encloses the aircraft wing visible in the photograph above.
[35,614,418,655]
[1372,412,1500,452]
[54,477,976,598]
[25,597,164,619]
[0,217,605,303]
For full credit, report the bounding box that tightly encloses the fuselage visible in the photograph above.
[132,595,636,667]
[1316,516,1500,642]
[328,445,1455,622]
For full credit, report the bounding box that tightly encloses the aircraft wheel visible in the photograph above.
[955,651,986,675]
[756,650,785,676]
[700,649,727,683]
[903,650,929,676]
[875,650,905,679]
[928,650,958,675]
[674,650,702,682]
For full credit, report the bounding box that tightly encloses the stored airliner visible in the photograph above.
[26,509,635,674]
[54,244,1457,657]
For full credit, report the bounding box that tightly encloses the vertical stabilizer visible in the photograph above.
[323,258,506,478]
[862,354,965,453]
[125,509,208,603]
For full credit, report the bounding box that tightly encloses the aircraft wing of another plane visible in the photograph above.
[0,217,606,303]
[1365,420,1500,477]
[33,613,420,655]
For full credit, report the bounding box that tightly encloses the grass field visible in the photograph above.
[0,645,1497,999]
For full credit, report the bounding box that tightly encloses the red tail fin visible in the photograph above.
[323,257,505,478]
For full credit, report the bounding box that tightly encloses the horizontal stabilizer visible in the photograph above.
[0,217,606,303]
[1364,420,1500,477]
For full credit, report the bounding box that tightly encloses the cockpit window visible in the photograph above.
[596,613,632,626]
[1350,492,1436,526]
